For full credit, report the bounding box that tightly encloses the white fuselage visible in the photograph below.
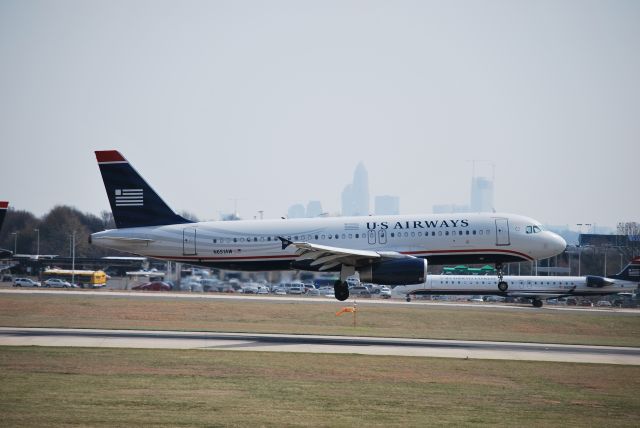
[91,212,567,272]
[401,274,637,297]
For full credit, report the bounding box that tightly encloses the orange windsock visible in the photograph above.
[335,307,356,316]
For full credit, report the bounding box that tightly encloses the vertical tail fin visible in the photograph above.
[0,201,8,232]
[609,257,640,283]
[95,151,191,229]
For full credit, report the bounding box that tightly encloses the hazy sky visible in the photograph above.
[1,0,638,229]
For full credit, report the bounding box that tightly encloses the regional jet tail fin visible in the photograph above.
[609,257,640,283]
[0,201,8,232]
[95,151,192,229]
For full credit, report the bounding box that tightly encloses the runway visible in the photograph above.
[1,327,639,365]
[2,288,638,314]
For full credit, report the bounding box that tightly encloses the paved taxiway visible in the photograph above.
[1,327,639,365]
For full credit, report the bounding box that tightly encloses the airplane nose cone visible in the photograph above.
[544,232,566,256]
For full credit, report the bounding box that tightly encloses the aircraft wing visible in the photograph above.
[507,292,569,299]
[279,238,412,271]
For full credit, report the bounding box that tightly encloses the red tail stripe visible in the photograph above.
[95,150,126,163]
[0,201,8,209]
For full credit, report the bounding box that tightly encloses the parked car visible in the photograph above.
[287,285,304,295]
[350,286,371,297]
[596,300,612,307]
[13,278,40,287]
[44,278,72,288]
[379,286,392,299]
[132,281,172,291]
[468,296,484,303]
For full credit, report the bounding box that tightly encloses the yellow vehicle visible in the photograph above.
[42,269,107,288]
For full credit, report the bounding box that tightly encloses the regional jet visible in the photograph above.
[90,151,567,301]
[402,258,640,307]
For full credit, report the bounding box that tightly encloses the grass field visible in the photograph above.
[1,346,639,427]
[0,293,639,346]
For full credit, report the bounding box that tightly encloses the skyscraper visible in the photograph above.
[470,176,494,212]
[306,201,323,218]
[341,162,370,216]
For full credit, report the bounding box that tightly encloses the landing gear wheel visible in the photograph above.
[406,295,412,302]
[498,281,508,292]
[334,281,349,301]
[532,299,543,308]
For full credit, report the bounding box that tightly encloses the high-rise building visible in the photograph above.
[375,195,399,215]
[306,201,323,218]
[470,176,494,212]
[287,204,306,219]
[342,162,370,216]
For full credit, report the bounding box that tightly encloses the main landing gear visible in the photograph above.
[333,265,354,301]
[532,299,543,308]
[496,262,508,292]
[334,280,350,301]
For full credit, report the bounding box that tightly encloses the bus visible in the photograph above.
[42,269,108,288]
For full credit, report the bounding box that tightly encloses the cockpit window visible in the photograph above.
[526,225,543,234]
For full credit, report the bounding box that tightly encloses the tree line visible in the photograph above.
[0,206,119,258]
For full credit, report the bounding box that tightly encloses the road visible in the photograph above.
[1,327,638,365]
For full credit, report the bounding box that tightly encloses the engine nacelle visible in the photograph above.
[358,258,428,285]
[585,275,615,288]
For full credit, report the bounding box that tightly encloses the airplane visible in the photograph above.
[401,257,640,307]
[0,201,12,259]
[90,150,567,301]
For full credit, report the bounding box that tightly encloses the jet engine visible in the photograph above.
[358,258,428,285]
[585,275,615,288]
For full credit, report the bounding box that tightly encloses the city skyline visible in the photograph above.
[0,2,638,228]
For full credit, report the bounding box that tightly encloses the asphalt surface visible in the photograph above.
[1,327,639,365]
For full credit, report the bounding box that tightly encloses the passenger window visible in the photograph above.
[355,234,359,238]
[391,233,395,237]
[438,231,442,236]
[233,238,237,242]
[466,230,469,235]
[479,230,483,235]
[445,231,449,236]
[315,235,319,240]
[432,231,436,236]
[335,234,339,239]
[213,239,217,243]
[321,234,326,239]
[341,234,346,239]
[459,231,463,236]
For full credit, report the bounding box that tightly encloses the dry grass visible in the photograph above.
[0,293,638,346]
[1,346,639,427]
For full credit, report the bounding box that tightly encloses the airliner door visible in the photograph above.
[495,219,510,246]
[368,229,377,245]
[183,227,197,255]
[378,229,387,244]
